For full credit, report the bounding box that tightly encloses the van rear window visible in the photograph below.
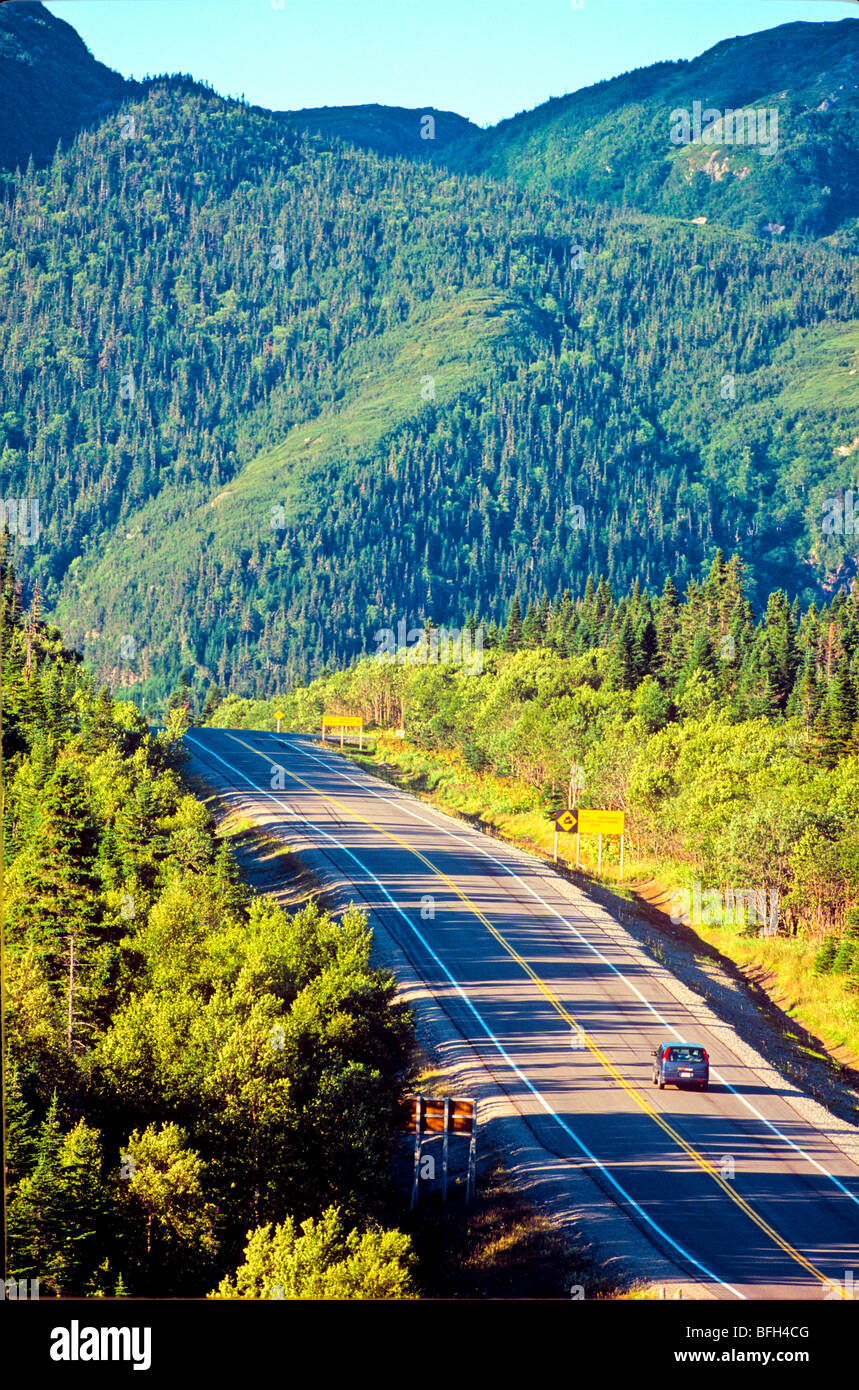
[667,1047,705,1061]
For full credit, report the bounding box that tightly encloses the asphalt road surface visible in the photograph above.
[185,727,859,1301]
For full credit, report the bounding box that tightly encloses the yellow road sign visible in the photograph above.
[554,809,578,833]
[274,710,284,720]
[577,808,625,836]
[321,714,363,727]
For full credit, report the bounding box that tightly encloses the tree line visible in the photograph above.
[1,549,416,1297]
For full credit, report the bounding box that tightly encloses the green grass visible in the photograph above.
[234,287,534,512]
[676,918,859,1065]
[773,321,859,413]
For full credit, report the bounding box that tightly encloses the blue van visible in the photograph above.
[652,1042,709,1091]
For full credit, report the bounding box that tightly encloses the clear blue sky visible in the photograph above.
[45,0,859,126]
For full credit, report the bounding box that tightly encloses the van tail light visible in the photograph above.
[703,1050,709,1064]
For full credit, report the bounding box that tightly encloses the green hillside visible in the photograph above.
[1,7,859,704]
[444,19,859,239]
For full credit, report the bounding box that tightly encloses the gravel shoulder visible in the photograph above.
[184,743,859,1297]
[182,763,709,1298]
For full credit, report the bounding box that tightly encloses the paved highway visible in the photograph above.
[184,727,859,1300]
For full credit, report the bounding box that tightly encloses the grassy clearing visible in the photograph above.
[232,288,531,509]
[347,734,859,1070]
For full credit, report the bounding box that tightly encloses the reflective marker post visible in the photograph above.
[410,1097,424,1210]
[553,807,578,866]
[404,1097,476,1206]
[442,1097,450,1203]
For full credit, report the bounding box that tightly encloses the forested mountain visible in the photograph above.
[0,1,134,172]
[1,5,858,705]
[445,19,859,240]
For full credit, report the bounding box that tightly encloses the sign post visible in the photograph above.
[321,714,364,749]
[553,809,578,862]
[404,1096,476,1206]
[274,709,284,734]
[551,808,625,879]
[409,1097,424,1210]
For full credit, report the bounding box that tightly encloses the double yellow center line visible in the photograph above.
[226,731,843,1295]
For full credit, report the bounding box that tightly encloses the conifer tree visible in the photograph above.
[8,765,104,1053]
[5,1065,37,1186]
[521,600,541,648]
[607,612,637,690]
[656,575,680,676]
[795,657,821,732]
[828,666,856,758]
[763,590,799,710]
[504,594,523,650]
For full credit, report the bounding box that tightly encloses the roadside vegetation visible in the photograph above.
[1,551,416,1298]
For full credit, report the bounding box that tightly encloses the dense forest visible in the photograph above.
[1,549,416,1297]
[1,9,858,705]
[209,553,859,971]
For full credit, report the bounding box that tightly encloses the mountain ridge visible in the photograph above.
[1,5,859,702]
[4,6,858,240]
[0,0,135,170]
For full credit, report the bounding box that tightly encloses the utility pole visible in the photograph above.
[568,760,583,811]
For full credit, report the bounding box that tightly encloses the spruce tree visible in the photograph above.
[537,593,550,641]
[8,765,104,1053]
[656,575,680,676]
[828,666,856,758]
[763,590,799,710]
[607,613,637,690]
[504,594,523,650]
[521,600,541,648]
[5,1065,37,1186]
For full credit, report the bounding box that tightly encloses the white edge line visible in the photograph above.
[187,730,745,1298]
[287,736,859,1211]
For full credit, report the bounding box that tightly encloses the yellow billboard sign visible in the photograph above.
[577,808,625,836]
[321,715,364,728]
